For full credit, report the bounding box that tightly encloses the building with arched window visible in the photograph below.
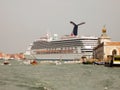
[93,26,120,61]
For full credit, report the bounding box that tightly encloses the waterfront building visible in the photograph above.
[93,26,120,61]
[0,52,4,59]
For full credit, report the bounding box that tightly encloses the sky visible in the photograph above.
[0,0,120,54]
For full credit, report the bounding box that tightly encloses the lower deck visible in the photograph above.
[25,53,93,61]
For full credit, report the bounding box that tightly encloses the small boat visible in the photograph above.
[93,61,105,65]
[55,61,62,65]
[3,60,10,65]
[23,60,31,65]
[30,60,38,65]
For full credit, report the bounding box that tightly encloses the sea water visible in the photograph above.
[0,60,120,90]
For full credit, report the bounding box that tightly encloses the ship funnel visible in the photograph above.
[70,21,85,36]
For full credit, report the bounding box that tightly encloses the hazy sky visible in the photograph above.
[0,0,120,53]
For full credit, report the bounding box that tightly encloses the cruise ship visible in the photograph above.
[25,22,98,60]
[25,34,98,60]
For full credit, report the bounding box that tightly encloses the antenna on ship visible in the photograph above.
[70,21,85,36]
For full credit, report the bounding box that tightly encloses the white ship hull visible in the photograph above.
[31,53,93,61]
[32,53,82,61]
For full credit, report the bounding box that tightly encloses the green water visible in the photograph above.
[0,60,120,90]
